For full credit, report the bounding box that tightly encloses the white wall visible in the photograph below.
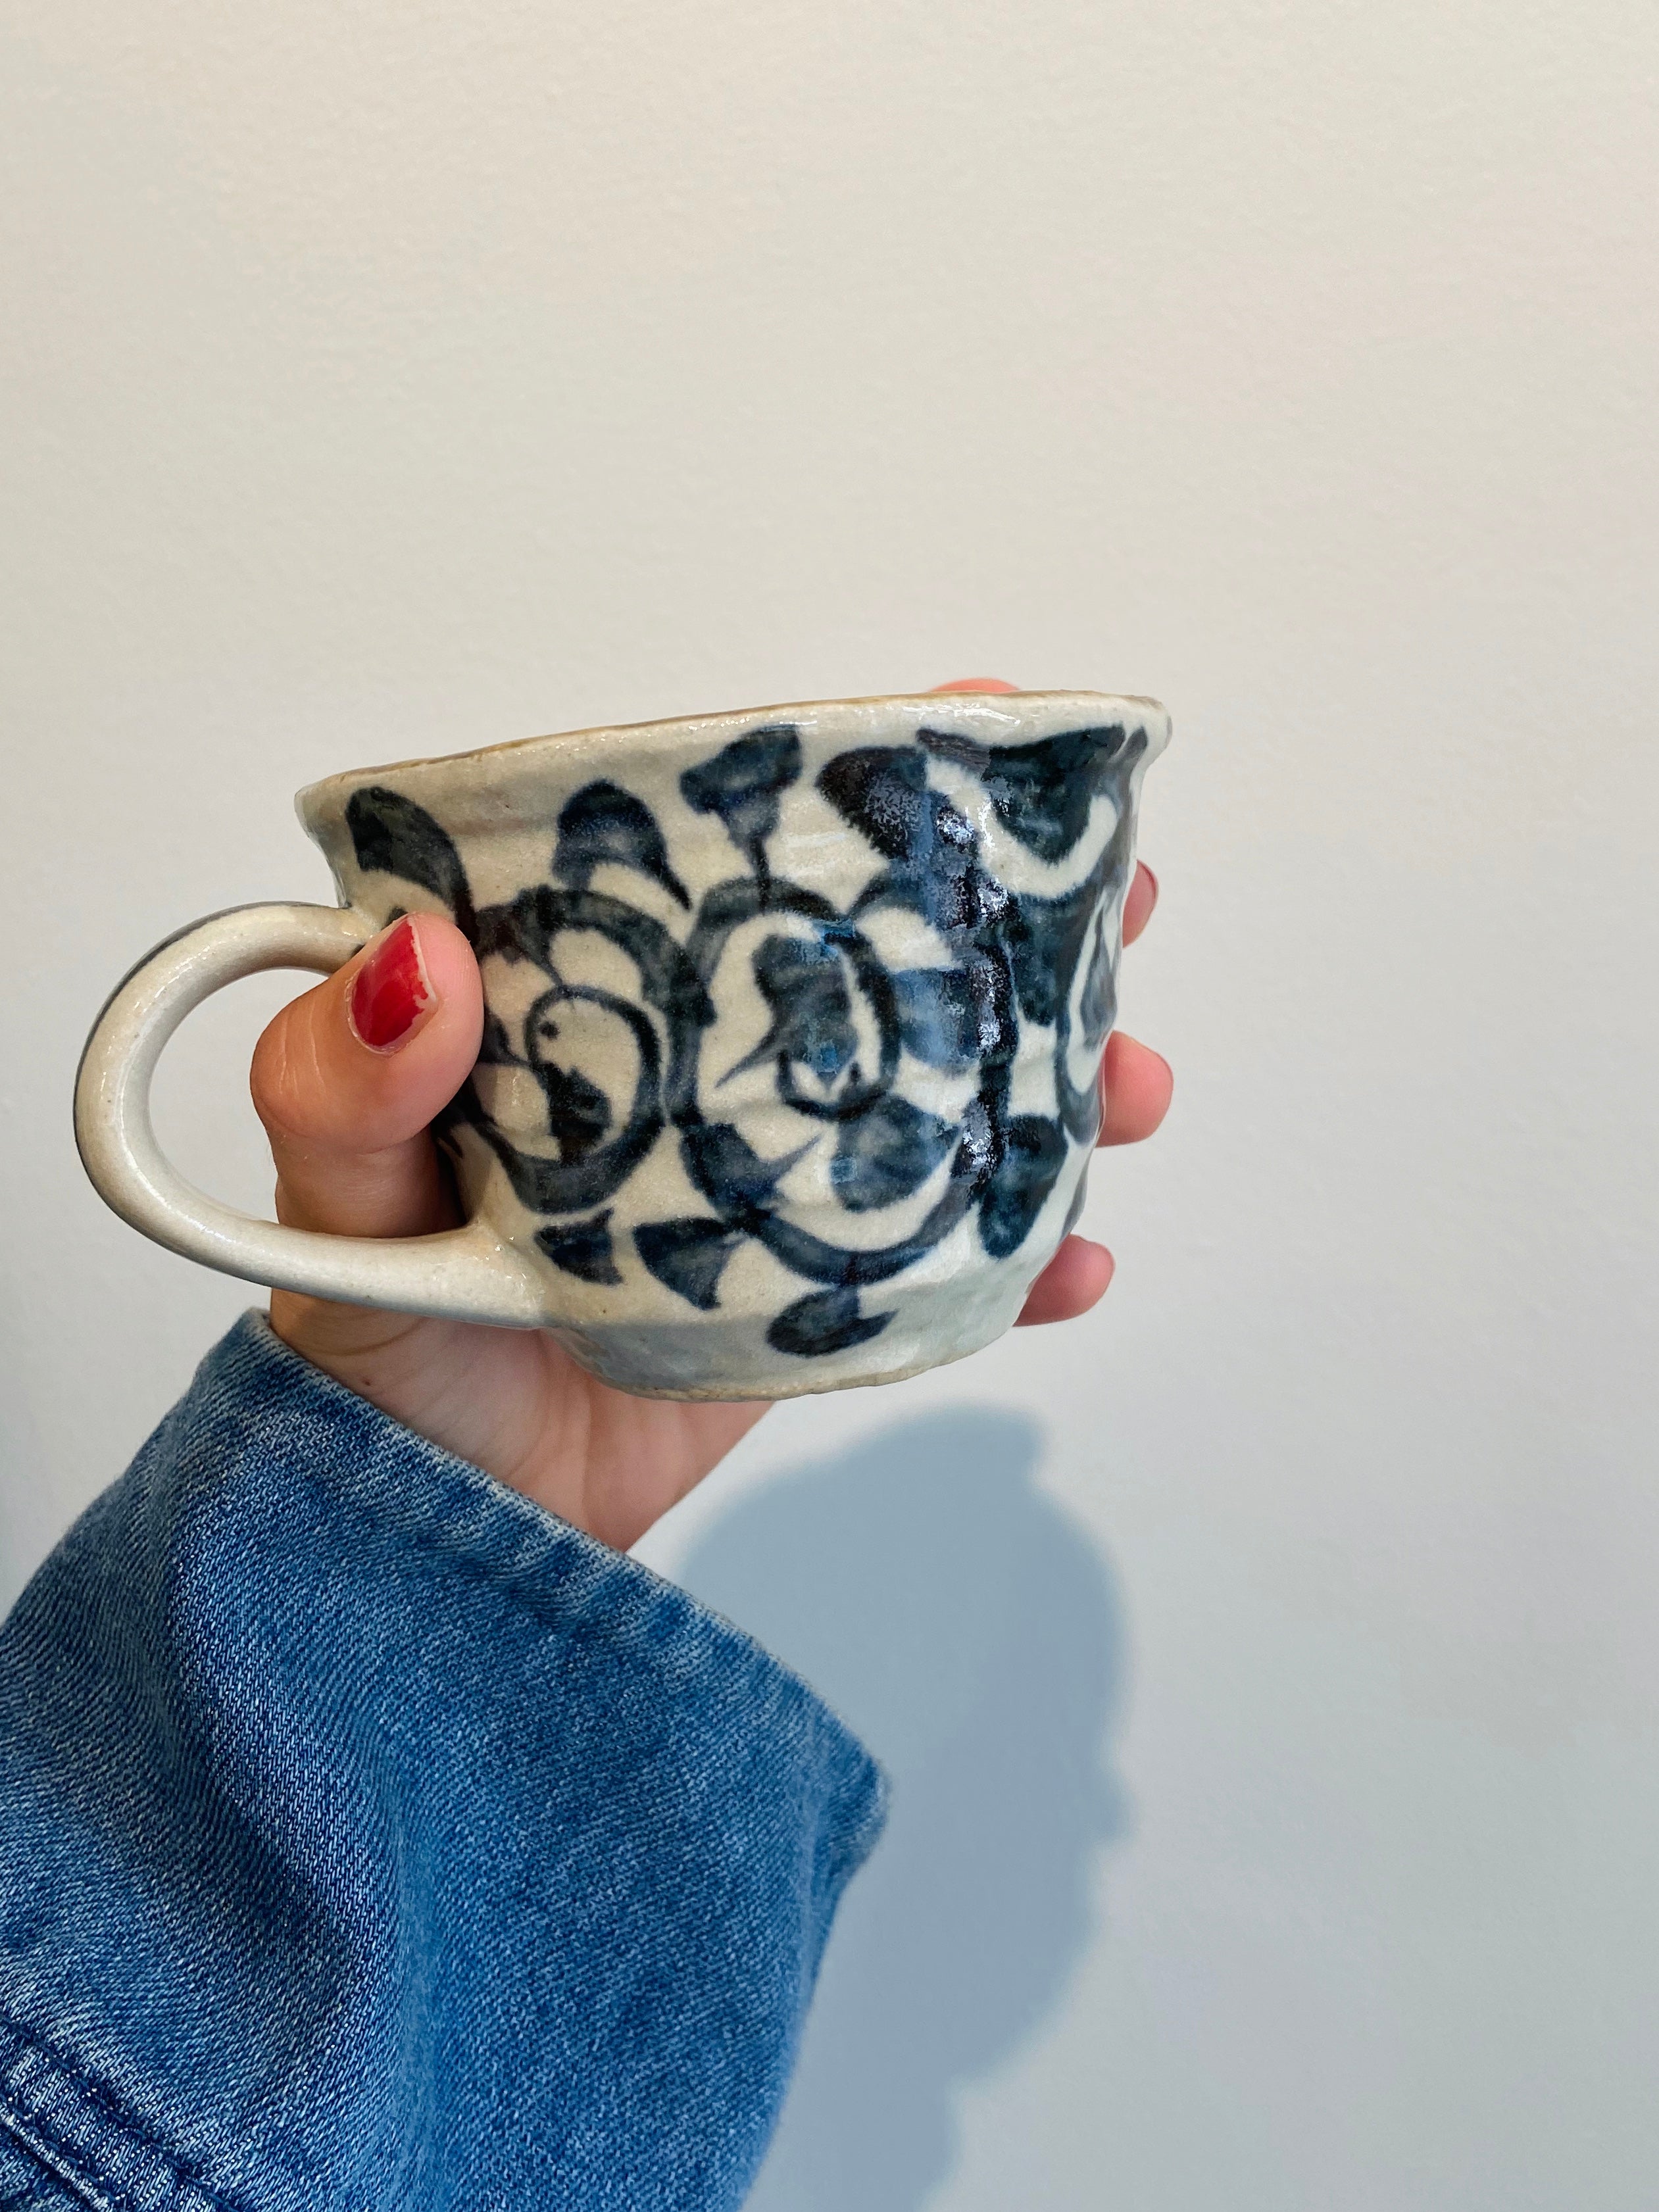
[3,3,1655,2205]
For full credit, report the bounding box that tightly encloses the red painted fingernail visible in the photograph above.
[349,917,434,1052]
[1141,863,1159,904]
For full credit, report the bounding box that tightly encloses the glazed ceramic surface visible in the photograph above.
[77,693,1168,1398]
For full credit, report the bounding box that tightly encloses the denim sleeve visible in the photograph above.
[0,1314,885,2212]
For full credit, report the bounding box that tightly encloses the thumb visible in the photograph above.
[251,913,484,1240]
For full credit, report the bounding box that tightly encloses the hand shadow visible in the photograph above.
[673,1408,1129,2212]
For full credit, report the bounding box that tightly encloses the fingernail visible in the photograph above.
[349,917,434,1052]
[1141,863,1159,905]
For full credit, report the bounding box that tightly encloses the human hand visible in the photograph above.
[253,679,1172,1550]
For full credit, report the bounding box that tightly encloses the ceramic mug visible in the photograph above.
[76,691,1168,1398]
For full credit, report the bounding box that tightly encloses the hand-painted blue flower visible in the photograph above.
[553,781,689,908]
[679,724,803,865]
[830,1096,958,1214]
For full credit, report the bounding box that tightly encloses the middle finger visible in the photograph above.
[1098,1031,1173,1146]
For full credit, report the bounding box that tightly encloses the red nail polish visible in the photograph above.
[349,917,433,1052]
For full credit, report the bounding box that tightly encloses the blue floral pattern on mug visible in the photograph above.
[341,713,1152,1361]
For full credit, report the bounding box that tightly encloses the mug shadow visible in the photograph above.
[673,1408,1130,2212]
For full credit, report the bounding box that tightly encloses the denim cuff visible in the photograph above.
[0,1313,885,2212]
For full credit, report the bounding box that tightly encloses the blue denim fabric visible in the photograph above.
[0,1315,885,2210]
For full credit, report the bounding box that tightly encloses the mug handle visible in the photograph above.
[74,902,547,1328]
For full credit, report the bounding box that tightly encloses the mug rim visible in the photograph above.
[296,689,1169,827]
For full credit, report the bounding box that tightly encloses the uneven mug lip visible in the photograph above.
[295,688,1170,823]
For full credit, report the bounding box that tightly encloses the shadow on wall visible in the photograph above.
[674,1408,1129,2212]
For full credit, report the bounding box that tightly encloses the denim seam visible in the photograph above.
[0,2114,71,2212]
[0,2017,239,2212]
[0,2016,189,2163]
[0,2115,113,2212]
